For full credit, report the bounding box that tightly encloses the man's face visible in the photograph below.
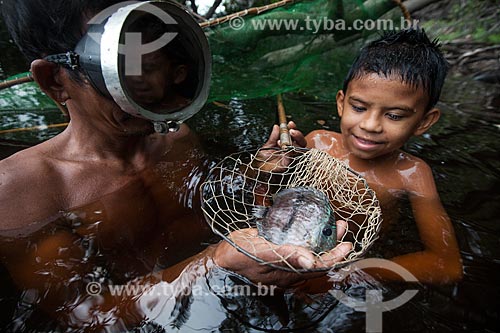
[336,73,432,160]
[71,74,155,136]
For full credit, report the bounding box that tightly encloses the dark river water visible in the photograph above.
[1,15,499,333]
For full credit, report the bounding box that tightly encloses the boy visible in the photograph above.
[306,28,462,284]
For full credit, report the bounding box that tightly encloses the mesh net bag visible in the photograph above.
[201,146,383,273]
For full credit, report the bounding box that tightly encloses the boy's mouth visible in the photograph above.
[352,134,383,149]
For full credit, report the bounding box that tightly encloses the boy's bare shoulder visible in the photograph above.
[395,150,431,170]
[306,129,340,138]
[394,150,436,193]
[305,129,341,148]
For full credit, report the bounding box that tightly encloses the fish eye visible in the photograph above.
[322,227,333,237]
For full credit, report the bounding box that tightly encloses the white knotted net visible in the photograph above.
[200,147,383,272]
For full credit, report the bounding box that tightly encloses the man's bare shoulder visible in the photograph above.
[0,144,62,231]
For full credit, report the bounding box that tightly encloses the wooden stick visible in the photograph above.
[0,122,68,134]
[391,0,411,21]
[200,0,296,28]
[277,94,291,149]
[0,73,33,90]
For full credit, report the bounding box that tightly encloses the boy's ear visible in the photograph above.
[30,59,70,103]
[414,108,441,136]
[336,90,345,117]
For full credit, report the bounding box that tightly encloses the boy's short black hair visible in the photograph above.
[342,28,449,110]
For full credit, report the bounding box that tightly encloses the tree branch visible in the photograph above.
[403,0,443,13]
[204,0,223,19]
[190,0,198,14]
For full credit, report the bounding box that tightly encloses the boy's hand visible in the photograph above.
[254,121,306,173]
[261,121,307,149]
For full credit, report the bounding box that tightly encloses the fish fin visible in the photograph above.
[329,213,337,247]
[252,205,268,219]
[256,219,265,235]
[253,206,268,234]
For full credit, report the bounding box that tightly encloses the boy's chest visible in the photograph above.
[357,169,407,226]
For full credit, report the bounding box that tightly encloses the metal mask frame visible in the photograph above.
[44,0,211,133]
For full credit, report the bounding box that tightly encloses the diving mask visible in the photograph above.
[44,0,211,133]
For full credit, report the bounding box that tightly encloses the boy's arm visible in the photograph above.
[304,133,462,285]
[370,161,463,284]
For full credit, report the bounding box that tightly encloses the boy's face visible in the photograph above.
[336,73,440,160]
[124,50,187,108]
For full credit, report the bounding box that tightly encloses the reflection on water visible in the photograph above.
[0,73,499,331]
[131,262,387,332]
[0,138,213,332]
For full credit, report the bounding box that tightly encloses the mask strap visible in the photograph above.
[44,51,80,70]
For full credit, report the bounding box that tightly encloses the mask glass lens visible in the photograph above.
[118,7,200,117]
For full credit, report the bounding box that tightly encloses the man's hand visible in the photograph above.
[212,220,352,288]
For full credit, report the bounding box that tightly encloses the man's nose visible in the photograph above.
[359,112,383,133]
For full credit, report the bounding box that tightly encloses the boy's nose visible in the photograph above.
[359,113,383,133]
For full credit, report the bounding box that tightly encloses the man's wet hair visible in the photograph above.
[1,0,126,81]
[342,28,449,110]
[1,0,126,61]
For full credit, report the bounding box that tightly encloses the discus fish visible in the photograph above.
[253,187,336,252]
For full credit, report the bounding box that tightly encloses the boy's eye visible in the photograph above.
[386,113,404,121]
[351,105,365,112]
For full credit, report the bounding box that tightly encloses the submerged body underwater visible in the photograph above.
[0,72,499,332]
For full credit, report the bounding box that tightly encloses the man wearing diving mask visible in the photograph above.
[0,0,350,331]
